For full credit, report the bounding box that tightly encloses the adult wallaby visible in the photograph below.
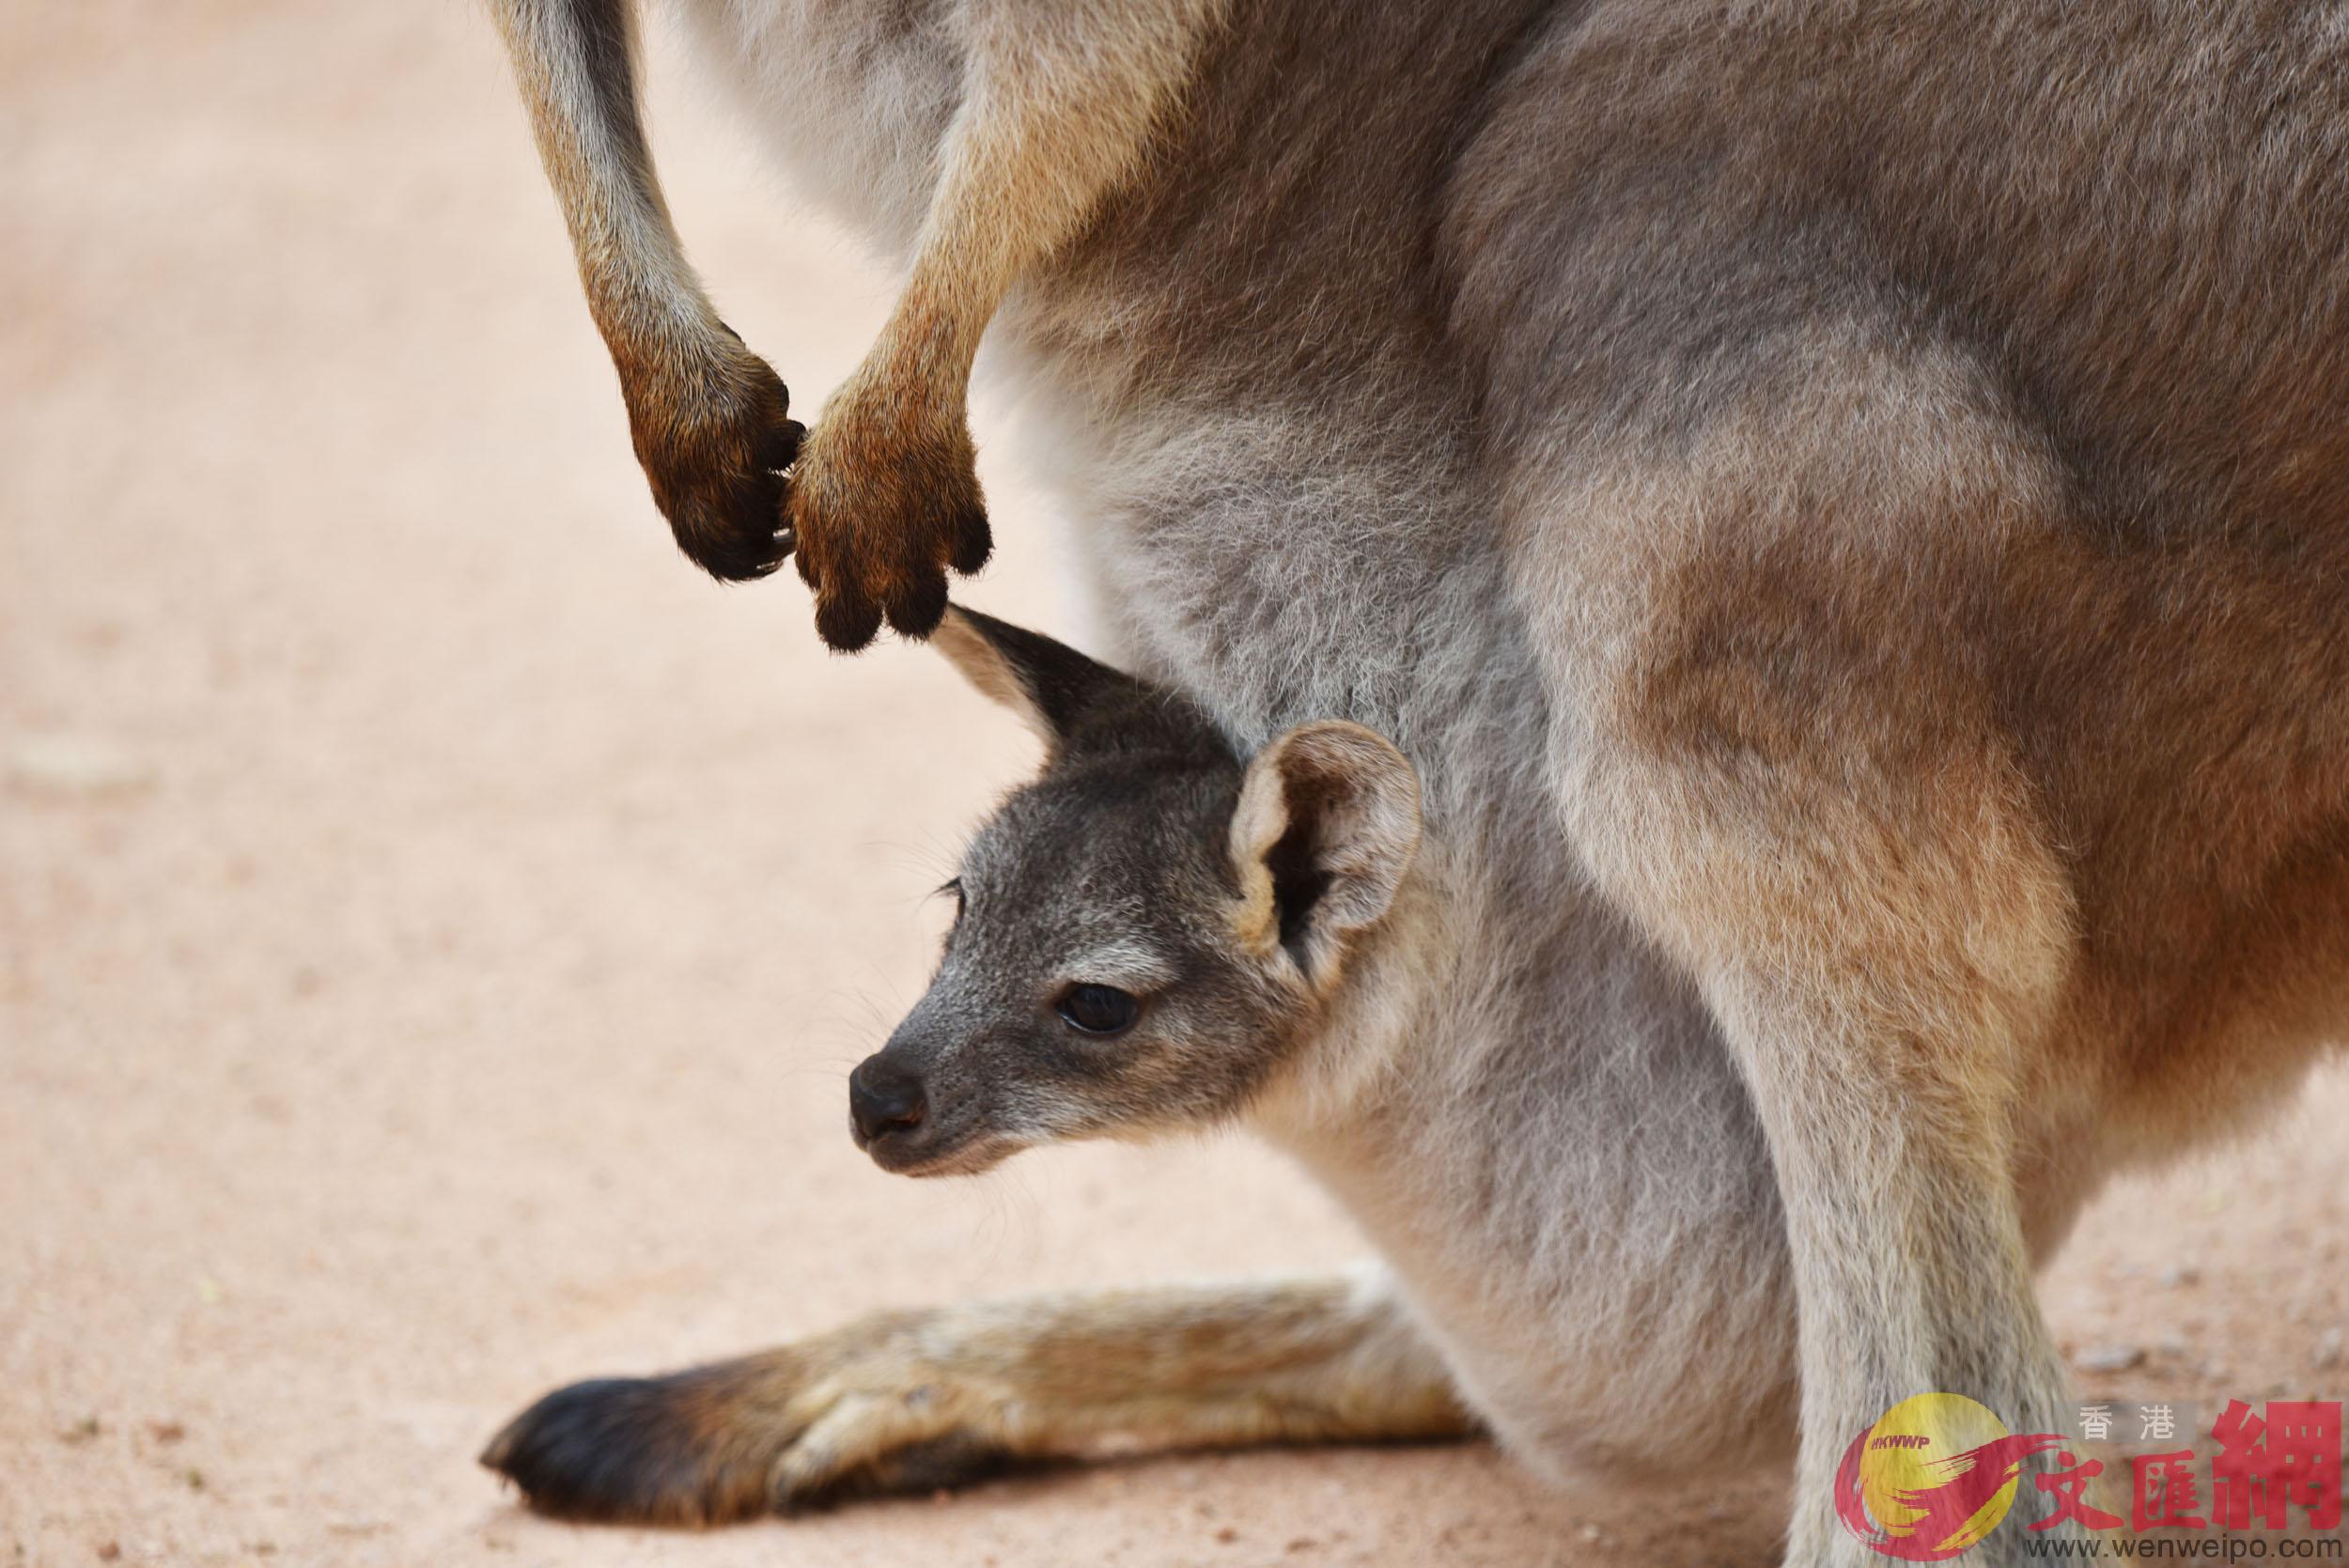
[481,2,2349,1562]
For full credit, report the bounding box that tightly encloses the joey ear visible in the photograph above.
[1227,722,1422,977]
[931,606,1128,750]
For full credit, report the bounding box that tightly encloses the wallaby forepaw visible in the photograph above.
[786,404,990,652]
[624,344,802,584]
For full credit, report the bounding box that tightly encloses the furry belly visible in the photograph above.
[1377,1220,1800,1485]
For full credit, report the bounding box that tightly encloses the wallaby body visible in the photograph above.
[482,2,2349,1560]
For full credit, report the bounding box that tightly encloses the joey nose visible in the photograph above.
[848,1057,927,1144]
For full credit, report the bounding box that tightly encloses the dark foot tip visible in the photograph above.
[948,508,992,577]
[761,419,806,474]
[689,536,791,583]
[816,589,885,652]
[675,472,792,583]
[882,571,951,641]
[481,1374,766,1527]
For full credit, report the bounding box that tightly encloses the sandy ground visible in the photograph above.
[2,5,2343,1566]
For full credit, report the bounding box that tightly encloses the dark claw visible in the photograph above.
[760,417,806,474]
[948,505,992,577]
[816,584,886,651]
[681,530,791,581]
[882,567,952,641]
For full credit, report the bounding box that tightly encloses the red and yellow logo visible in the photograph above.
[1834,1392,2067,1560]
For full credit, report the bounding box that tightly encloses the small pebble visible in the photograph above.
[2075,1343,2145,1374]
[2155,1265,2200,1289]
[2314,1327,2343,1371]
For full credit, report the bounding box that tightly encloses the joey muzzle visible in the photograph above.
[847,1053,926,1149]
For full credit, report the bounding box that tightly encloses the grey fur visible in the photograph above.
[913,607,1798,1478]
[480,4,2349,1560]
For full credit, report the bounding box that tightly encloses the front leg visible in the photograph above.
[481,1268,1471,1523]
[787,0,1230,648]
[490,0,1226,644]
[490,0,801,582]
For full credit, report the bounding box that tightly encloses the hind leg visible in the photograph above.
[1515,339,2098,1564]
[482,1268,1470,1522]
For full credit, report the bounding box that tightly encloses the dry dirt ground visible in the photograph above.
[2,6,2343,1567]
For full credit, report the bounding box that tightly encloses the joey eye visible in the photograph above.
[1055,983,1140,1037]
